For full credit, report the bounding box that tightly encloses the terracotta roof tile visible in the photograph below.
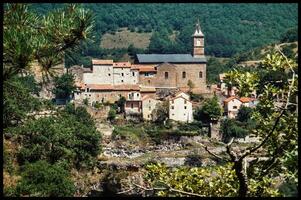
[131,64,157,72]
[84,84,113,90]
[113,62,131,68]
[92,59,113,65]
[240,97,255,103]
[114,84,140,91]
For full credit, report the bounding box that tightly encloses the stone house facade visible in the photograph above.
[142,95,160,121]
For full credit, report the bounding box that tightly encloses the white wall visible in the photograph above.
[83,65,113,84]
[113,68,138,85]
[169,97,193,123]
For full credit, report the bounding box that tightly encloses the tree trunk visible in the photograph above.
[233,160,248,197]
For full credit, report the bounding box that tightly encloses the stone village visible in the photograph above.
[67,21,258,126]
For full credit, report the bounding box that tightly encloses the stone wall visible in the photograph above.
[113,68,138,85]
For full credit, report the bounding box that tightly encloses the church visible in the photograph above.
[74,20,207,105]
[133,20,207,93]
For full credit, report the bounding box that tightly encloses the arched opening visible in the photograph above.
[182,71,186,79]
[165,72,169,79]
[199,71,203,78]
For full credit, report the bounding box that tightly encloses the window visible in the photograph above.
[165,72,168,79]
[184,100,187,104]
[132,72,135,76]
[121,73,124,76]
[184,106,187,109]
[196,39,201,46]
[233,106,237,109]
[131,103,134,109]
[148,114,150,118]
[199,71,203,78]
[171,100,174,104]
[171,106,174,109]
[149,106,151,110]
[108,73,111,76]
[121,80,124,82]
[145,72,149,77]
[149,100,151,103]
[148,80,151,84]
[182,71,186,78]
[137,93,139,97]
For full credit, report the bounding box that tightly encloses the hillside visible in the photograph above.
[100,28,152,49]
[28,3,298,66]
[206,41,298,84]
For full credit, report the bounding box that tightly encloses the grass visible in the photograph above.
[100,27,152,49]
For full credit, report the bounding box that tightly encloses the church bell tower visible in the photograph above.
[192,19,204,58]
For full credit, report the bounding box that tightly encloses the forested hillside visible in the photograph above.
[29,3,297,66]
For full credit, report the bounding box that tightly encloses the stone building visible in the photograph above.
[134,20,207,93]
[142,95,160,121]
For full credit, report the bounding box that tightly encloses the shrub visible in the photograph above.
[14,161,75,197]
[107,107,117,122]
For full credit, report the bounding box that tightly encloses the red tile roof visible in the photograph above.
[113,62,131,68]
[113,84,140,91]
[131,65,157,72]
[240,97,255,103]
[84,84,114,90]
[92,59,113,65]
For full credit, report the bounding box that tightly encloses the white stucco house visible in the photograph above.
[169,92,193,123]
[223,96,258,118]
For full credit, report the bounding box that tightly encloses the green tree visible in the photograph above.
[220,118,248,143]
[52,73,76,99]
[14,161,75,197]
[202,51,298,197]
[236,106,253,123]
[116,96,126,113]
[107,107,117,122]
[151,101,169,124]
[194,95,222,123]
[13,107,101,168]
[3,3,94,81]
[3,75,42,128]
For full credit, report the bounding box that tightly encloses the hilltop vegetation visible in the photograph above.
[29,3,297,66]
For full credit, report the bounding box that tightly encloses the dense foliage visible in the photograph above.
[144,163,279,197]
[52,73,76,99]
[11,104,101,168]
[3,4,99,197]
[194,95,222,123]
[3,75,42,128]
[29,3,297,65]
[14,161,75,197]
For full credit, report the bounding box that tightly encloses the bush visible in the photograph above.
[107,107,117,122]
[52,73,76,99]
[14,161,75,197]
[13,106,101,169]
[220,119,249,143]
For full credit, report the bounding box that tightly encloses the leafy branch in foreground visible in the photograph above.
[202,48,298,197]
[3,3,94,81]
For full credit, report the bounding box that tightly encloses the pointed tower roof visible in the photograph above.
[192,19,204,37]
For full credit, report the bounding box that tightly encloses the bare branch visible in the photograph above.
[240,103,286,161]
[199,143,230,162]
[132,182,206,197]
